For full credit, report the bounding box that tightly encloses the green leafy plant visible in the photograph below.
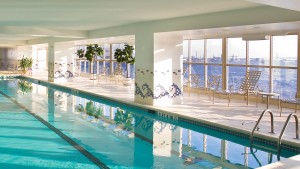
[18,80,33,94]
[75,49,84,58]
[19,56,33,73]
[114,107,133,131]
[85,101,95,116]
[94,107,103,119]
[114,44,135,78]
[76,45,104,76]
[75,104,85,113]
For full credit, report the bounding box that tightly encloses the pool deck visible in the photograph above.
[23,74,299,144]
[4,72,300,168]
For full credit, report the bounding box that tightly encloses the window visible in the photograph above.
[183,40,189,63]
[272,68,297,99]
[227,38,246,65]
[207,39,222,64]
[183,35,298,99]
[272,35,297,67]
[227,66,246,89]
[249,67,270,92]
[249,40,270,66]
[191,40,204,63]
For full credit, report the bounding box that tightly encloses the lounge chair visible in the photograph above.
[97,67,109,82]
[214,71,261,106]
[109,65,123,85]
[205,75,221,100]
[280,93,300,116]
[186,74,201,96]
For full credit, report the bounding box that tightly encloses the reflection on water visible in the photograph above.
[18,80,33,94]
[1,79,297,169]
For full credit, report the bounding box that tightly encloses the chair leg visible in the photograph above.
[212,91,215,104]
[246,93,249,106]
[280,101,283,117]
[227,94,231,106]
[208,90,211,100]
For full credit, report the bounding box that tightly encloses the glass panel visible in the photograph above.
[227,142,246,166]
[85,61,90,74]
[190,64,204,87]
[113,61,126,76]
[207,65,222,88]
[105,62,111,75]
[273,68,297,99]
[249,67,270,92]
[183,63,189,80]
[129,64,135,78]
[183,40,189,63]
[103,44,111,60]
[80,60,85,73]
[227,38,246,65]
[227,66,246,90]
[93,61,97,74]
[207,38,222,64]
[191,132,204,152]
[249,40,270,66]
[206,136,221,157]
[98,61,104,74]
[191,40,204,63]
[272,35,297,67]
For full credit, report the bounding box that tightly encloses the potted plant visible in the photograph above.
[75,49,84,58]
[85,100,95,121]
[75,104,85,115]
[76,44,104,79]
[94,107,103,119]
[18,80,33,94]
[19,56,33,74]
[114,44,135,78]
[114,107,133,131]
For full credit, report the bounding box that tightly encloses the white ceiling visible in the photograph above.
[0,0,299,45]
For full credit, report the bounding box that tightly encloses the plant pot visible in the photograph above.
[123,78,132,86]
[90,74,97,80]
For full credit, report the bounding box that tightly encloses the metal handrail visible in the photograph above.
[277,113,299,160]
[250,109,275,144]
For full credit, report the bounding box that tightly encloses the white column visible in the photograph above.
[48,42,55,82]
[203,134,207,152]
[221,140,228,162]
[187,129,192,147]
[154,33,183,105]
[134,31,183,106]
[134,31,155,105]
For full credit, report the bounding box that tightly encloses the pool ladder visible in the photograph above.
[250,109,299,161]
[277,113,299,160]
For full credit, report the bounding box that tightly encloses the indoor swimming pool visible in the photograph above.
[0,77,298,169]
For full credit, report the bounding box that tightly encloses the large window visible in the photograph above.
[75,43,135,78]
[191,40,204,63]
[272,35,297,67]
[227,38,246,65]
[185,39,223,88]
[249,40,270,66]
[184,35,298,99]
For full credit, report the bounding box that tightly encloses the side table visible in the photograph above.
[256,92,280,109]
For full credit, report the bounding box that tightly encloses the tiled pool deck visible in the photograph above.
[25,74,299,145]
[2,73,300,168]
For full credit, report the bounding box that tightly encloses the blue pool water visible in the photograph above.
[0,78,298,169]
